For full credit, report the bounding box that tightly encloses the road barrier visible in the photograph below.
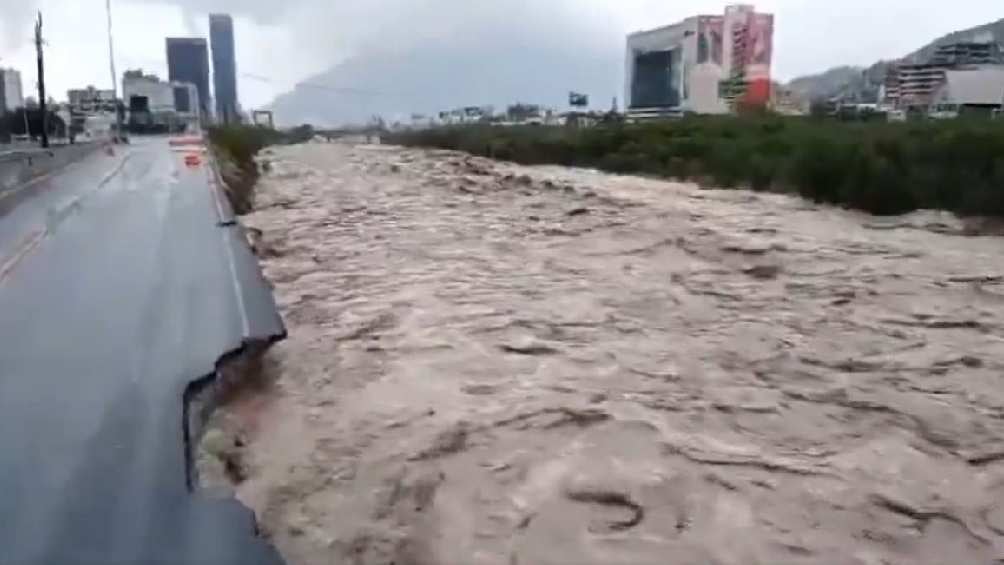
[0,142,101,197]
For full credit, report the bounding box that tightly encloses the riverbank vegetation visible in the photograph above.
[386,117,1004,217]
[208,125,314,214]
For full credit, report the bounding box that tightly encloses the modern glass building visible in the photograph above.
[166,38,211,119]
[209,14,239,124]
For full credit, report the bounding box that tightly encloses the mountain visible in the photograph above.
[903,17,1004,63]
[786,17,1004,102]
[787,66,867,101]
[268,38,622,127]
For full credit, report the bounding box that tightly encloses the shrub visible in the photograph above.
[385,117,1004,218]
[208,125,285,214]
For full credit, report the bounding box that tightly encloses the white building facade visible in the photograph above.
[123,72,175,114]
[0,69,25,112]
[67,86,116,112]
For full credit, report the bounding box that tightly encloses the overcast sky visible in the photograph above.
[1,0,1001,110]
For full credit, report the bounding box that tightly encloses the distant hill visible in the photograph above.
[268,37,622,127]
[786,17,1004,102]
[787,66,867,101]
[903,17,1004,63]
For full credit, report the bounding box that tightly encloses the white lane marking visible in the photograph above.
[0,152,131,285]
[0,229,46,283]
[221,226,251,338]
[0,170,58,206]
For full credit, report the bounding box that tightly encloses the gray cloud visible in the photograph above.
[7,0,1000,124]
[123,0,623,62]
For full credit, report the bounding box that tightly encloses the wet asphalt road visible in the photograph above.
[0,138,284,564]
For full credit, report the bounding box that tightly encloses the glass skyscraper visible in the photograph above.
[209,14,239,124]
[166,38,211,119]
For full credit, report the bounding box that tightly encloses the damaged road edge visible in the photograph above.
[183,338,283,493]
[185,154,288,490]
[179,151,288,553]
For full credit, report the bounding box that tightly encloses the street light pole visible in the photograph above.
[35,11,49,149]
[106,0,124,141]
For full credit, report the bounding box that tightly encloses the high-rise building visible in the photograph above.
[882,41,1004,109]
[209,14,239,124]
[166,38,211,119]
[0,68,25,112]
[625,4,774,116]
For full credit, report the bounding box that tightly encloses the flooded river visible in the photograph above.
[199,142,1004,564]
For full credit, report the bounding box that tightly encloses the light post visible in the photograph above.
[106,0,124,141]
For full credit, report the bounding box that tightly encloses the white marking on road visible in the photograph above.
[222,226,251,338]
[0,170,57,207]
[0,229,46,283]
[0,152,131,285]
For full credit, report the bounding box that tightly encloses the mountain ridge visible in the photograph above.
[787,17,1004,102]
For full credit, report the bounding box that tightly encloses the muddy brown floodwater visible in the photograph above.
[198,142,1004,565]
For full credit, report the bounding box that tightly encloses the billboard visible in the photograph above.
[743,13,774,107]
[697,16,724,66]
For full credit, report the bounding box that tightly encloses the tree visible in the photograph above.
[0,107,66,138]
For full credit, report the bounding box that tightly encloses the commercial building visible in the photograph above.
[210,14,239,124]
[170,82,201,130]
[930,41,1003,66]
[166,38,211,119]
[883,41,1004,110]
[121,69,201,132]
[122,70,174,131]
[929,68,1004,117]
[625,4,774,117]
[67,86,117,113]
[0,69,24,112]
[123,70,174,113]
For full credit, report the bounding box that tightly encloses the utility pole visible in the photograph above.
[105,0,124,142]
[35,11,49,149]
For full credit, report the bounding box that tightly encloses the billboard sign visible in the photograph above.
[697,16,724,66]
[569,92,589,107]
[744,13,774,107]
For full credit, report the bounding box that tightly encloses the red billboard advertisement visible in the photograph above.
[744,13,774,107]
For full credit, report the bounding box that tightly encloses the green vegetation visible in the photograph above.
[208,124,315,214]
[386,117,1004,217]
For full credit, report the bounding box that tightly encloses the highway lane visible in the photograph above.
[0,145,120,276]
[0,138,285,564]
